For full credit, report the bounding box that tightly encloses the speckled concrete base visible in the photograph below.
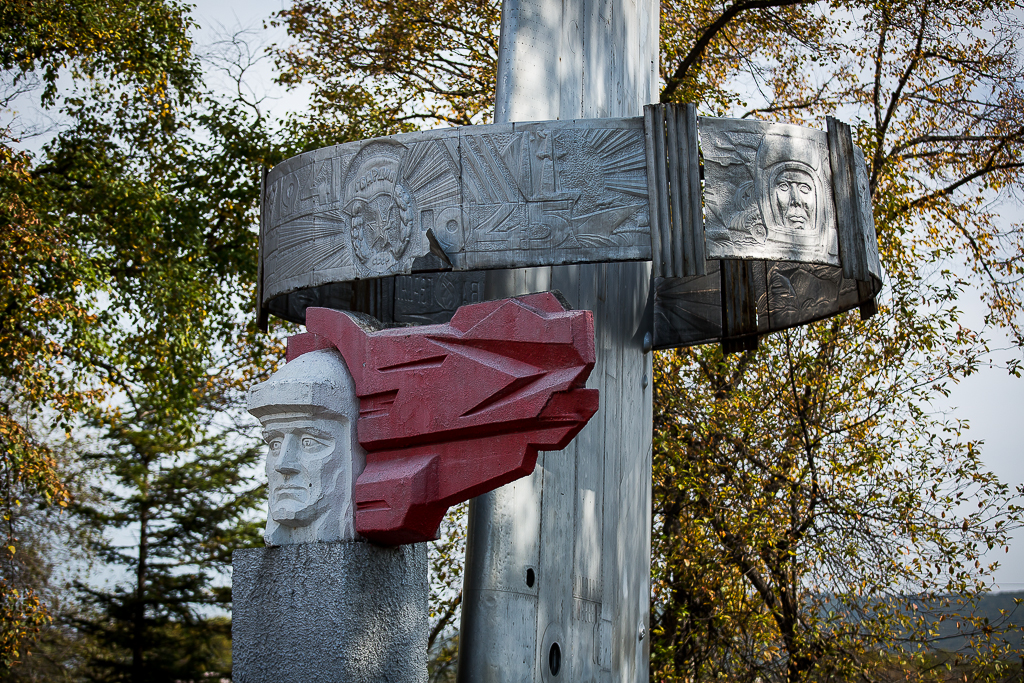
[232,541,427,683]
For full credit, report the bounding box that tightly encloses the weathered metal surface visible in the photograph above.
[759,261,868,330]
[458,0,657,679]
[651,260,882,350]
[828,116,883,289]
[644,104,705,278]
[721,259,758,353]
[700,117,841,266]
[652,264,723,347]
[645,106,671,280]
[285,293,599,546]
[258,112,886,339]
[682,107,705,276]
[265,273,488,327]
[826,116,868,283]
[852,146,883,282]
[260,119,652,303]
[393,272,487,324]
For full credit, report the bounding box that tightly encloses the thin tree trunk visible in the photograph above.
[132,502,149,683]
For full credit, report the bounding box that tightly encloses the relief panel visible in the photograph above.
[699,118,841,267]
[261,120,653,304]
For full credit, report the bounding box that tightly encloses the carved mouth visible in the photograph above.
[274,486,307,501]
[784,210,809,227]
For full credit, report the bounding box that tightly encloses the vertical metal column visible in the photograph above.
[458,0,658,680]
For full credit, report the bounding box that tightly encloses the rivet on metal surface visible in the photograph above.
[642,373,649,389]
[642,331,653,353]
[638,623,646,641]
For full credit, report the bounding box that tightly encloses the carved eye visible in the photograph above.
[797,183,812,195]
[776,181,790,193]
[267,438,282,452]
[301,436,326,450]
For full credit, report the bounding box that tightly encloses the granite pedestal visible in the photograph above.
[232,541,427,683]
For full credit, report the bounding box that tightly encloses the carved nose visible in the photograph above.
[276,436,301,475]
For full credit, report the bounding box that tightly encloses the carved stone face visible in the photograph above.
[246,348,365,545]
[773,168,816,230]
[263,414,347,528]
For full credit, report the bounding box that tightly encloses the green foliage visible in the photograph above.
[0,143,84,517]
[0,0,196,108]
[273,0,500,137]
[0,0,288,675]
[0,0,1020,679]
[0,0,199,669]
[650,0,1024,678]
[427,503,466,683]
[0,583,48,670]
[651,306,1022,681]
[38,72,284,683]
[71,392,263,682]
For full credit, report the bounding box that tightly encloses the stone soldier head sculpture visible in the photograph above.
[247,349,365,545]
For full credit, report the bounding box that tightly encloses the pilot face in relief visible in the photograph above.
[753,133,828,239]
[773,168,817,230]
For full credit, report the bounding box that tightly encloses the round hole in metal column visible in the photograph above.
[540,622,566,682]
[549,642,561,676]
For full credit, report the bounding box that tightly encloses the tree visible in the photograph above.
[37,62,285,683]
[427,503,467,683]
[273,0,500,137]
[650,316,1022,682]
[649,0,1024,679]
[0,147,84,671]
[0,1,288,674]
[0,0,199,668]
[73,388,261,682]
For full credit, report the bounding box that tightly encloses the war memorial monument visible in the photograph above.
[231,0,883,679]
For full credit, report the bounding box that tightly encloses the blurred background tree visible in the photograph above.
[0,1,285,677]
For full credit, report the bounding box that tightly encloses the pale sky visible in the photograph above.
[195,0,1023,591]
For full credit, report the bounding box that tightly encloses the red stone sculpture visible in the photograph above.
[286,292,599,545]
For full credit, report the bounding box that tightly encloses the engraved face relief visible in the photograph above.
[260,121,652,307]
[700,118,840,266]
[345,144,415,275]
[773,169,816,230]
[246,349,365,545]
[754,134,828,241]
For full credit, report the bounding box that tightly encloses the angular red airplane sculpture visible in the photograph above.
[286,292,599,545]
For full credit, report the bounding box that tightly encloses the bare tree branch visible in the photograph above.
[661,0,811,102]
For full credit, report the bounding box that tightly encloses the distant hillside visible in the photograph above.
[930,590,1024,652]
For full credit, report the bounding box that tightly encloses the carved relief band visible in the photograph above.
[260,119,651,306]
[699,118,840,266]
[259,107,884,351]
